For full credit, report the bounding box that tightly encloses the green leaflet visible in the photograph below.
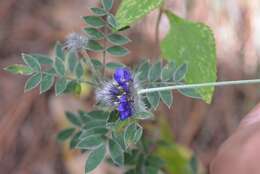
[160,11,216,103]
[101,0,113,11]
[40,73,54,93]
[108,139,124,166]
[24,73,42,92]
[115,0,163,30]
[55,78,68,96]
[4,64,33,75]
[22,54,41,72]
[57,128,75,142]
[85,144,106,173]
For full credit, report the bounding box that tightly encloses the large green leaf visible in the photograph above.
[160,11,216,103]
[115,0,163,30]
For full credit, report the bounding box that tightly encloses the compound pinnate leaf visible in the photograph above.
[107,46,129,57]
[83,120,107,130]
[161,61,176,81]
[124,123,143,147]
[148,61,161,81]
[31,54,53,65]
[115,0,163,30]
[54,57,65,76]
[88,110,110,120]
[137,59,150,81]
[22,54,41,72]
[55,78,68,96]
[4,64,33,75]
[108,139,124,166]
[75,61,84,79]
[90,7,107,16]
[107,33,130,46]
[65,111,81,126]
[107,14,118,29]
[70,131,82,149]
[159,90,173,108]
[147,91,160,110]
[57,128,75,142]
[90,59,103,70]
[55,42,65,60]
[83,16,105,28]
[177,88,201,99]
[173,63,188,81]
[40,73,54,93]
[79,128,108,140]
[86,40,104,52]
[24,73,41,92]
[76,134,103,150]
[66,51,77,72]
[134,111,154,120]
[101,0,113,11]
[84,28,104,40]
[85,144,106,173]
[106,62,125,70]
[160,11,216,103]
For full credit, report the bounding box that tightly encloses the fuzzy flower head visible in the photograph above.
[96,67,145,120]
[64,32,88,51]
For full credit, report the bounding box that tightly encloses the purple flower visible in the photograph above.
[96,67,146,121]
[114,68,133,85]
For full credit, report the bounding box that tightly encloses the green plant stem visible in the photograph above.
[138,79,260,94]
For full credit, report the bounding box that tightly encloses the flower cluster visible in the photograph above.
[96,68,143,120]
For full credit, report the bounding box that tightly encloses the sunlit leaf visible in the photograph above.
[160,11,216,103]
[116,0,163,30]
[4,64,33,75]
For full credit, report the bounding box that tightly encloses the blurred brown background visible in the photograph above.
[0,0,259,174]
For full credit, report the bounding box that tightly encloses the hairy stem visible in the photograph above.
[138,79,260,94]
